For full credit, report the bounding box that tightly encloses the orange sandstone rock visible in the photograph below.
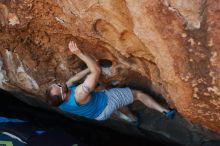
[0,0,220,133]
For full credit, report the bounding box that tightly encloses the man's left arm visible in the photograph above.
[66,68,90,88]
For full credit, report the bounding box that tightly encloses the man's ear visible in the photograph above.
[63,84,68,93]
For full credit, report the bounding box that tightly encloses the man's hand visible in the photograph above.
[68,41,82,55]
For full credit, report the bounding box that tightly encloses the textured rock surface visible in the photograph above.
[0,0,220,133]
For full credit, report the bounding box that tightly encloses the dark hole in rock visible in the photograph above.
[98,59,112,68]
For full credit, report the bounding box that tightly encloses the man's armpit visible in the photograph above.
[81,84,92,93]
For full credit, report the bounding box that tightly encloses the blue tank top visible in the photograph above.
[59,85,108,119]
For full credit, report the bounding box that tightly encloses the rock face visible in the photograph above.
[0,0,220,133]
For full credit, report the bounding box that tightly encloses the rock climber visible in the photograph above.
[46,41,176,122]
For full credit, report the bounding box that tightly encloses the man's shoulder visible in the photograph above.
[67,84,77,90]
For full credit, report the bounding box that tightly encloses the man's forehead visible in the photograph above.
[50,86,60,95]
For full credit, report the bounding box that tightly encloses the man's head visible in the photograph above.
[46,83,68,106]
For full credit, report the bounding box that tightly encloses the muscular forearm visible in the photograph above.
[77,53,101,74]
[66,68,90,87]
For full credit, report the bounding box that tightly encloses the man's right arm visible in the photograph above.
[68,41,101,104]
[74,53,101,104]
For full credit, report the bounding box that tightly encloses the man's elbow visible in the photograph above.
[95,67,101,75]
[91,66,101,75]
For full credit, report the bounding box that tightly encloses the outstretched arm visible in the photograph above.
[66,68,90,88]
[68,41,101,104]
